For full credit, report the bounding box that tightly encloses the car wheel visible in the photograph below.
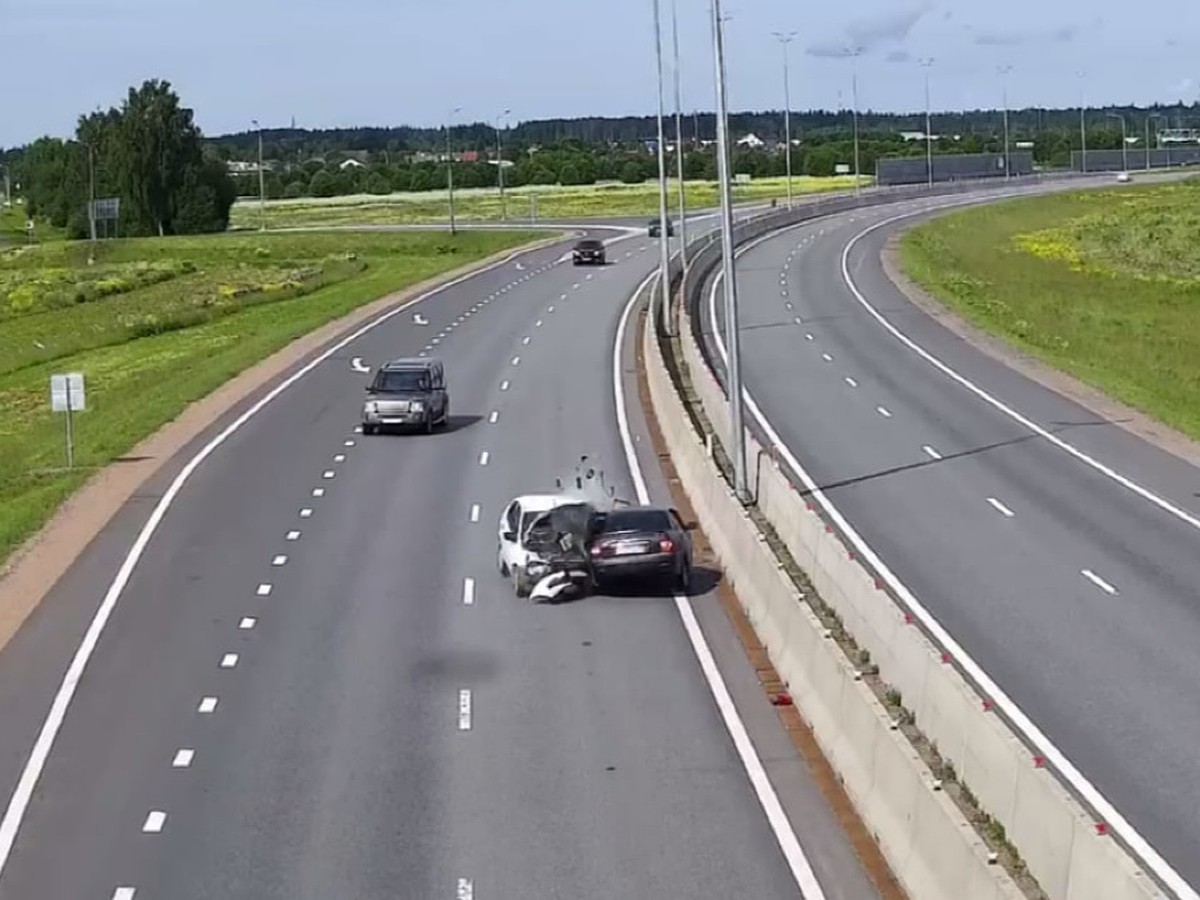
[362,423,376,435]
[425,415,434,434]
[513,568,530,597]
[499,555,509,577]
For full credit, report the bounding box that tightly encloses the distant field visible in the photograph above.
[0,228,538,565]
[901,176,1200,440]
[228,175,866,229]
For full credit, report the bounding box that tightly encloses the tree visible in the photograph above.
[282,181,305,199]
[309,169,337,197]
[366,172,391,194]
[620,161,644,184]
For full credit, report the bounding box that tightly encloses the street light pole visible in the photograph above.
[998,65,1012,179]
[446,106,461,235]
[251,119,266,231]
[919,57,934,188]
[848,46,863,196]
[1077,72,1088,173]
[710,0,748,501]
[670,0,689,310]
[1107,112,1128,172]
[496,108,511,220]
[651,0,673,337]
[772,31,797,208]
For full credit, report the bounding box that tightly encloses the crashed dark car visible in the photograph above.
[647,217,674,238]
[520,502,601,601]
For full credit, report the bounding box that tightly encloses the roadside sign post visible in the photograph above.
[530,194,537,223]
[50,373,86,469]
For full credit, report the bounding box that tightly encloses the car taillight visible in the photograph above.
[659,535,674,553]
[589,545,602,556]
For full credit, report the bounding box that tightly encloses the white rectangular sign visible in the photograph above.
[835,163,851,174]
[50,372,86,412]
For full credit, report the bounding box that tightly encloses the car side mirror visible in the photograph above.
[502,531,516,542]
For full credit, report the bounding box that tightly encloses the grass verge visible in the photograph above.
[228,175,866,230]
[0,228,538,565]
[900,177,1200,440]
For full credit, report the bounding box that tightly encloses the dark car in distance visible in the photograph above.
[589,506,694,592]
[647,217,674,238]
[361,357,449,435]
[572,238,607,265]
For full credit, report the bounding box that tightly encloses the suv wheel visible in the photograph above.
[362,423,376,435]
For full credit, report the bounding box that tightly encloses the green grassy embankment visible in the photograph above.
[901,176,1200,439]
[0,228,537,564]
[228,175,868,230]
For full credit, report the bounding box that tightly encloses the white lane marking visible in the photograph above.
[784,302,793,310]
[271,555,287,566]
[197,697,218,714]
[334,454,346,462]
[613,272,825,898]
[353,425,362,433]
[171,749,194,768]
[299,508,313,518]
[419,351,428,357]
[922,444,942,459]
[478,451,490,466]
[535,320,543,327]
[586,273,594,280]
[548,305,555,312]
[344,439,355,447]
[987,497,1016,518]
[457,877,474,900]
[804,333,814,341]
[413,313,428,326]
[573,283,581,289]
[431,337,441,345]
[458,689,472,730]
[522,336,530,345]
[312,487,325,497]
[469,504,480,522]
[821,353,833,362]
[220,653,239,669]
[0,230,681,876]
[113,888,136,899]
[239,617,257,630]
[877,406,893,418]
[142,811,166,834]
[844,377,859,388]
[489,410,499,424]
[463,578,476,606]
[256,584,272,596]
[321,469,334,479]
[712,197,1199,900]
[286,530,300,541]
[500,381,510,392]
[350,357,370,373]
[561,293,568,301]
[1082,569,1118,595]
[511,356,520,366]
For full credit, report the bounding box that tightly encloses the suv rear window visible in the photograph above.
[598,508,672,532]
[372,369,429,392]
[576,240,603,250]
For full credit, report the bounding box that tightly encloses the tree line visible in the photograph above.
[8,80,237,239]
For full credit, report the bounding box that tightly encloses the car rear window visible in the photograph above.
[598,508,672,532]
[577,240,603,250]
[372,369,429,392]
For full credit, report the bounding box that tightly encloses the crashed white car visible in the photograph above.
[497,456,626,599]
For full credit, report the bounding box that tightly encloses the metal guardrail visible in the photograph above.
[652,171,1180,899]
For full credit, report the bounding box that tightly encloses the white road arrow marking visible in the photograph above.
[350,357,370,373]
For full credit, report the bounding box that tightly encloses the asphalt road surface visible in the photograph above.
[702,182,1200,890]
[0,221,880,898]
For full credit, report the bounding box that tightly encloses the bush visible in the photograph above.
[365,173,391,195]
[558,164,581,185]
[282,181,304,199]
[309,170,337,197]
[620,162,644,184]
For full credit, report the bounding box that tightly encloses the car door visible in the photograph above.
[669,508,692,558]
[498,500,521,567]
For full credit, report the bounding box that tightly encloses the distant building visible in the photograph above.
[339,159,366,170]
[736,133,765,148]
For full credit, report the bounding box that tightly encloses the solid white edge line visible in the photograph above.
[613,271,826,899]
[709,193,1197,897]
[463,577,475,606]
[0,239,559,876]
[922,445,941,460]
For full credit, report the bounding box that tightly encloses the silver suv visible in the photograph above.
[361,358,449,434]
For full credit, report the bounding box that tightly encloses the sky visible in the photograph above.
[1,0,1195,147]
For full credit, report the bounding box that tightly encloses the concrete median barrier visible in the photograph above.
[637,183,1173,899]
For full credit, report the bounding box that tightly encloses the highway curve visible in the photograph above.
[702,183,1200,890]
[0,220,880,898]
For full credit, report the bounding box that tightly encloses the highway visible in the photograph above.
[701,184,1200,889]
[0,220,881,898]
